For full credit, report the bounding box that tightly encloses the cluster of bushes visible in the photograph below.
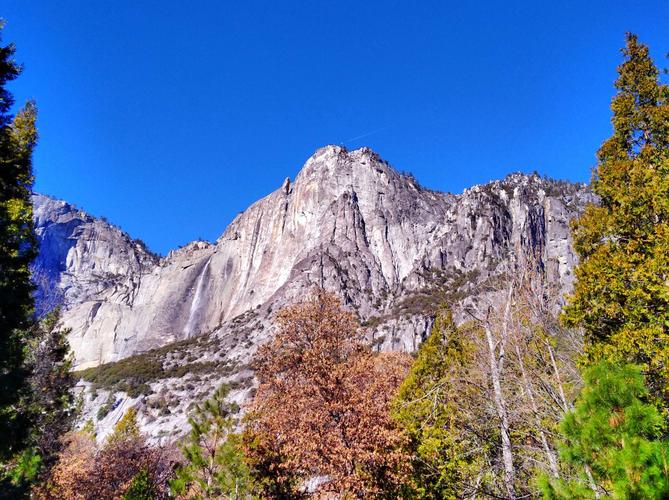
[363,268,481,328]
[77,339,231,397]
[36,409,177,499]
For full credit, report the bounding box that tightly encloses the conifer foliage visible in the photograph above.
[563,33,669,402]
[541,362,669,498]
[392,312,482,499]
[0,27,77,496]
[170,385,255,499]
[0,22,39,465]
[10,310,76,489]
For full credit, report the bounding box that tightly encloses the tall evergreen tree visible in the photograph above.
[6,309,76,491]
[540,362,669,499]
[563,33,669,402]
[392,312,483,499]
[0,21,38,467]
[27,311,75,468]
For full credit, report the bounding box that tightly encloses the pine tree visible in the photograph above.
[392,311,482,499]
[540,362,669,498]
[28,309,75,469]
[563,33,669,402]
[170,385,256,499]
[123,469,156,500]
[6,310,76,492]
[0,21,39,492]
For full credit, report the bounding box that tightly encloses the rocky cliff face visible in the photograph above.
[32,196,159,315]
[32,145,593,442]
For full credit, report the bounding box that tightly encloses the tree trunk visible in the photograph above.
[515,342,560,478]
[546,341,569,412]
[546,340,599,496]
[485,324,516,499]
[484,283,517,498]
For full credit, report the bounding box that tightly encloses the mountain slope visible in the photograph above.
[33,146,591,369]
[32,145,594,441]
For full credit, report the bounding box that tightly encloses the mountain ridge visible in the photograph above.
[32,145,592,369]
[31,145,595,442]
[35,145,585,259]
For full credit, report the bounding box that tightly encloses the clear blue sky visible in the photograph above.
[3,1,668,254]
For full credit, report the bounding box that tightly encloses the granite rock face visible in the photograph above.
[33,146,593,373]
[32,196,159,319]
[33,145,597,442]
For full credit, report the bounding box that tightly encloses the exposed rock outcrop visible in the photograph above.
[32,146,594,442]
[34,146,591,368]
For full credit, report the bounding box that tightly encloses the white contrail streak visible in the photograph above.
[342,125,389,145]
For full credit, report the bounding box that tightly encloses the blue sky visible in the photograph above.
[3,1,668,254]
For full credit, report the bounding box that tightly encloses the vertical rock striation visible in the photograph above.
[32,146,594,370]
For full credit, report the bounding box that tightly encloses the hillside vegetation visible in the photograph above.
[0,27,668,499]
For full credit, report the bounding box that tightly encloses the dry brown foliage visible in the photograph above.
[34,430,176,499]
[34,431,96,499]
[243,291,412,498]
